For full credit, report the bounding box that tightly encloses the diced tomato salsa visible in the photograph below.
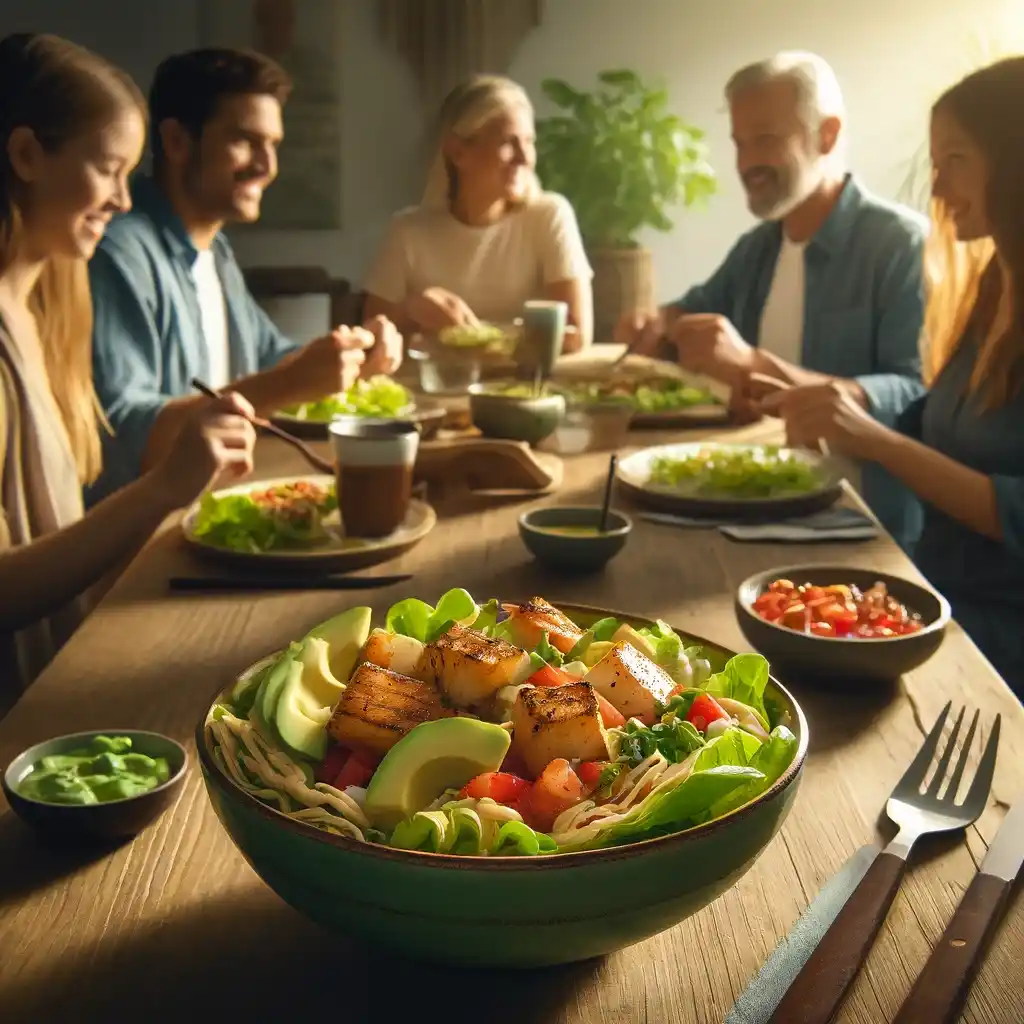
[753,579,923,639]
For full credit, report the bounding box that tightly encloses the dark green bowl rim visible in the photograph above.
[518,507,633,540]
[2,729,189,809]
[735,564,952,645]
[196,601,809,869]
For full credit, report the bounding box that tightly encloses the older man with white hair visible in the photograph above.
[617,51,927,549]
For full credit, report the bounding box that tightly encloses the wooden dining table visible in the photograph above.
[0,417,1022,1024]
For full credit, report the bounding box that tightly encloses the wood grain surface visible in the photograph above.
[0,415,1021,1024]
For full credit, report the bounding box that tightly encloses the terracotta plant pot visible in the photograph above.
[588,246,655,345]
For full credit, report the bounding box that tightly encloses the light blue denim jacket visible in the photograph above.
[86,176,299,505]
[676,175,928,549]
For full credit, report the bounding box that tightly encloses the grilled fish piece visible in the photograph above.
[500,597,584,655]
[511,681,610,778]
[359,628,430,681]
[327,662,450,756]
[584,641,675,725]
[426,625,532,709]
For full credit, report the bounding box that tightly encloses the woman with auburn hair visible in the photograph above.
[363,74,593,350]
[760,57,1024,694]
[0,33,256,705]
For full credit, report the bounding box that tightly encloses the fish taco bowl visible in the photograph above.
[197,591,808,967]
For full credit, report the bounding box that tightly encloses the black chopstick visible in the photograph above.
[168,573,413,593]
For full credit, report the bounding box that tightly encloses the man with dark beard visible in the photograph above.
[87,48,402,503]
[616,52,927,549]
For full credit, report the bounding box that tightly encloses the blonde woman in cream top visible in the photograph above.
[0,33,258,712]
[363,75,594,349]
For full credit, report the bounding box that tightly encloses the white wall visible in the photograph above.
[3,0,1021,305]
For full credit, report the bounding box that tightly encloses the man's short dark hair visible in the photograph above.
[149,47,291,163]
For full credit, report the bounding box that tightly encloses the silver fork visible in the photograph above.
[768,701,1001,1024]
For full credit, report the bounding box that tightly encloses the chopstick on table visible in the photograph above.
[168,573,413,593]
[190,377,334,475]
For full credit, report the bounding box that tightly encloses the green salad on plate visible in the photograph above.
[206,590,799,856]
[190,480,338,553]
[280,375,411,422]
[648,445,825,499]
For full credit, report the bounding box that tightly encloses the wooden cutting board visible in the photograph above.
[416,436,562,497]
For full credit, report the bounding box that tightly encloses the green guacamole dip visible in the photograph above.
[17,735,171,805]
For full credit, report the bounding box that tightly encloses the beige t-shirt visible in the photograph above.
[363,191,593,326]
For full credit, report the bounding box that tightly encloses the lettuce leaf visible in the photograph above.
[703,653,771,729]
[385,588,481,643]
[637,618,684,664]
[528,632,565,671]
[569,766,764,850]
[692,727,762,773]
[707,726,798,819]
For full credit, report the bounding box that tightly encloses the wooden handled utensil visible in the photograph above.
[191,378,334,476]
[768,703,1000,1024]
[891,794,1024,1024]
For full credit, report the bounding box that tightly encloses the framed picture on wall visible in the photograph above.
[198,0,343,230]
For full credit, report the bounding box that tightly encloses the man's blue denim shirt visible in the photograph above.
[675,175,929,549]
[87,176,299,505]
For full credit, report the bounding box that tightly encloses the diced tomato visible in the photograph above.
[523,759,585,832]
[576,761,608,790]
[527,664,573,688]
[331,749,379,790]
[754,591,788,620]
[596,693,626,728]
[458,772,532,805]
[802,585,826,603]
[686,692,730,734]
[316,744,350,783]
[809,620,835,637]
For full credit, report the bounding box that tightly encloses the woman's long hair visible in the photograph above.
[0,33,145,484]
[923,57,1024,407]
[421,74,540,210]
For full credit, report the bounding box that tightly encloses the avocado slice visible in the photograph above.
[253,653,296,735]
[275,656,332,761]
[296,638,345,708]
[581,640,615,668]
[229,657,274,716]
[364,718,511,830]
[304,606,373,682]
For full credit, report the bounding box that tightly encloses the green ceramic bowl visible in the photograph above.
[519,505,632,572]
[468,382,566,445]
[2,730,188,843]
[197,604,808,968]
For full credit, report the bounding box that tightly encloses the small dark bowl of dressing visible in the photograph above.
[2,730,189,843]
[518,505,632,573]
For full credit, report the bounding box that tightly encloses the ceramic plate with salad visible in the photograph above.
[269,376,446,440]
[616,442,843,518]
[202,589,802,857]
[554,375,727,428]
[181,475,436,571]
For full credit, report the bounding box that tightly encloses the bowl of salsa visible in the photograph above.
[2,730,189,842]
[518,505,632,573]
[734,566,951,684]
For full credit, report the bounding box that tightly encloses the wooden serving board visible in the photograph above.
[416,436,562,498]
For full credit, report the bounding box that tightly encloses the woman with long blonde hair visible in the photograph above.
[363,74,593,349]
[761,57,1024,693]
[0,33,256,707]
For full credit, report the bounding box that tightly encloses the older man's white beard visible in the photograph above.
[750,161,826,222]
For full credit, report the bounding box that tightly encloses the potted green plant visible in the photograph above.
[535,69,717,344]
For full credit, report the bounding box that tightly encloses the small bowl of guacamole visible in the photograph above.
[2,730,188,843]
[518,505,633,573]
